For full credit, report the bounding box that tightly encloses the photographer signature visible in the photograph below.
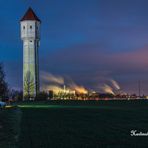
[131,130,148,136]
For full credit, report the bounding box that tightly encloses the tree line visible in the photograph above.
[0,63,48,101]
[0,63,8,100]
[0,63,23,101]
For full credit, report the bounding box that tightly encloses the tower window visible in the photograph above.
[30,40,32,42]
[23,26,25,29]
[30,26,32,29]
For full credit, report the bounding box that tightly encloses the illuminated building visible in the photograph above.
[20,8,41,98]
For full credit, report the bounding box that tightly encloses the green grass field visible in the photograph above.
[1,100,148,148]
[0,107,21,148]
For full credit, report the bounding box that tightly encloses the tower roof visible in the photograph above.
[20,7,41,22]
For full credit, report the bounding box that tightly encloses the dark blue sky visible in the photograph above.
[1,0,148,94]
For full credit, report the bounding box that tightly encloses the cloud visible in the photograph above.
[40,43,148,94]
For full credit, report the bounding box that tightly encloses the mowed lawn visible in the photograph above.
[18,100,148,148]
[0,107,21,148]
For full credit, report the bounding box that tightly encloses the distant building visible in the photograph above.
[20,8,41,98]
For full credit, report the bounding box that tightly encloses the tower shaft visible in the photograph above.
[23,39,39,97]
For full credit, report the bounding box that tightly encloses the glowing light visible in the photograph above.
[43,85,63,94]
[101,84,115,95]
[5,105,14,109]
[41,72,88,96]
[69,83,88,94]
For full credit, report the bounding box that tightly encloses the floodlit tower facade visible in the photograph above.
[20,8,41,98]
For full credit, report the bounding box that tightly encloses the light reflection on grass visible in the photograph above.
[18,105,99,109]
[17,104,131,110]
[5,105,13,108]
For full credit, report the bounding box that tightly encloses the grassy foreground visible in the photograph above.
[1,100,148,148]
[0,107,21,148]
[18,100,148,148]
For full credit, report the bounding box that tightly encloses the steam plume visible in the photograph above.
[41,71,64,85]
[101,84,115,95]
[110,79,120,90]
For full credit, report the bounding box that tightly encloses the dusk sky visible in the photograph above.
[1,0,148,94]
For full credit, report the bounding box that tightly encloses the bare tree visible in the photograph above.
[0,63,8,100]
[24,71,35,99]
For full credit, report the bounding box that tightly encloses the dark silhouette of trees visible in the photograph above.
[0,63,8,100]
[9,89,23,101]
[36,91,48,100]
